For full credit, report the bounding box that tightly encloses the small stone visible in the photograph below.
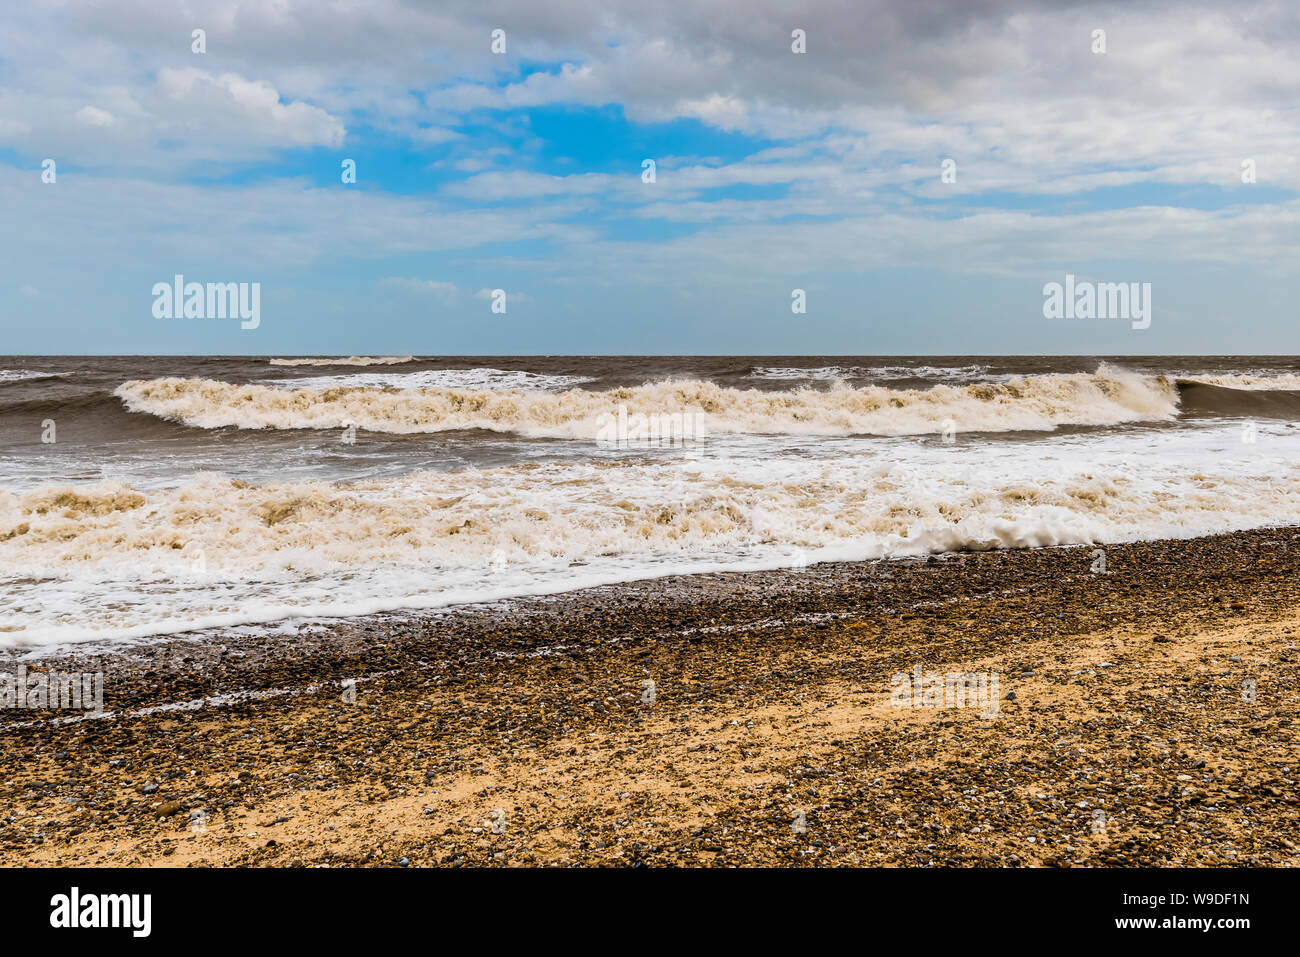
[156,801,182,817]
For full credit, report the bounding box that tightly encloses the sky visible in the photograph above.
[1,0,1298,356]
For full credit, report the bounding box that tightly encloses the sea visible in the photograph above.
[2,355,1298,648]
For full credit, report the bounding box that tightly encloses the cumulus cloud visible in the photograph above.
[2,0,1299,352]
[7,0,1299,190]
[74,106,115,127]
[154,68,345,148]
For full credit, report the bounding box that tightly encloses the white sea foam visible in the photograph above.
[748,364,994,382]
[0,369,60,383]
[268,356,415,366]
[263,368,594,392]
[3,420,1297,646]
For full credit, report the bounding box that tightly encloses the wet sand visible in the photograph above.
[1,527,1298,867]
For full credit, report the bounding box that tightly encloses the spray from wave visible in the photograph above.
[115,366,1179,438]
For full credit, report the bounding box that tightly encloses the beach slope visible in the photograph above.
[2,528,1297,867]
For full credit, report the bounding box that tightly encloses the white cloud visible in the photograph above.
[0,165,598,270]
[1,0,1299,353]
[4,0,1299,198]
[378,278,459,302]
[155,68,345,149]
[74,105,115,127]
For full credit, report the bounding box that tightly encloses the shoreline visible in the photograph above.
[2,527,1298,866]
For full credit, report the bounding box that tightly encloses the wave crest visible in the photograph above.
[115,367,1179,438]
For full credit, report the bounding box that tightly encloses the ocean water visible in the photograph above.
[2,355,1299,647]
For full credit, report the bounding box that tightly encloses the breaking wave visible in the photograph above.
[115,367,1180,438]
[1175,381,1300,418]
[0,369,63,384]
[1179,372,1300,390]
[268,355,415,367]
[4,442,1299,644]
[747,364,994,382]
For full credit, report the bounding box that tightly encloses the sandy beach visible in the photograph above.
[2,526,1297,867]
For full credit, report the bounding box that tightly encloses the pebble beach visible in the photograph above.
[2,527,1297,867]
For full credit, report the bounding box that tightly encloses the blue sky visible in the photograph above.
[2,0,1299,355]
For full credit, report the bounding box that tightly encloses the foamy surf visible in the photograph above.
[3,420,1298,646]
[748,364,994,382]
[7,355,1300,648]
[0,369,62,383]
[262,368,595,392]
[115,368,1180,438]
